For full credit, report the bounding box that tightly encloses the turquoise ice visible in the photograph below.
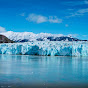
[0,41,88,56]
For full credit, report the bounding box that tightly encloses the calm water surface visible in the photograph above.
[0,55,88,88]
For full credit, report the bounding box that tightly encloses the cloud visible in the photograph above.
[20,13,25,16]
[0,26,6,33]
[66,8,88,18]
[26,14,47,23]
[77,8,88,14]
[64,0,88,6]
[67,9,74,11]
[65,24,69,27]
[68,34,79,38]
[82,35,88,37]
[49,16,62,23]
[26,14,62,24]
[84,0,88,4]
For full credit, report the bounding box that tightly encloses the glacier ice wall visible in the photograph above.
[0,41,88,56]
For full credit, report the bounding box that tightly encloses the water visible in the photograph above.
[0,55,88,88]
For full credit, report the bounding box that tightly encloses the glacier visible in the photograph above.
[0,41,88,56]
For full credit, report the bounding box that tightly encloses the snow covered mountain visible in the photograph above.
[0,31,87,42]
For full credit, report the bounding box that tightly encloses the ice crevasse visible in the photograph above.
[0,41,88,57]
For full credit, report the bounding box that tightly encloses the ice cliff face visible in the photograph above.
[0,41,88,56]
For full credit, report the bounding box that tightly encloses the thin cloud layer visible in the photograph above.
[66,8,88,18]
[64,0,88,6]
[0,26,6,33]
[65,24,69,27]
[20,13,25,16]
[78,8,88,14]
[65,0,88,18]
[84,0,88,4]
[68,34,79,38]
[26,14,62,24]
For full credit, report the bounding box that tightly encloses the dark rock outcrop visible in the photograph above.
[0,35,14,43]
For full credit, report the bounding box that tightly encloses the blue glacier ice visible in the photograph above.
[0,41,88,56]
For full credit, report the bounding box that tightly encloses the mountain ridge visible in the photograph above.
[0,31,87,42]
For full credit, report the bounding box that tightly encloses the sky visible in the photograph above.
[0,0,88,39]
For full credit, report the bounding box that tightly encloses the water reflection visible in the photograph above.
[0,55,88,85]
